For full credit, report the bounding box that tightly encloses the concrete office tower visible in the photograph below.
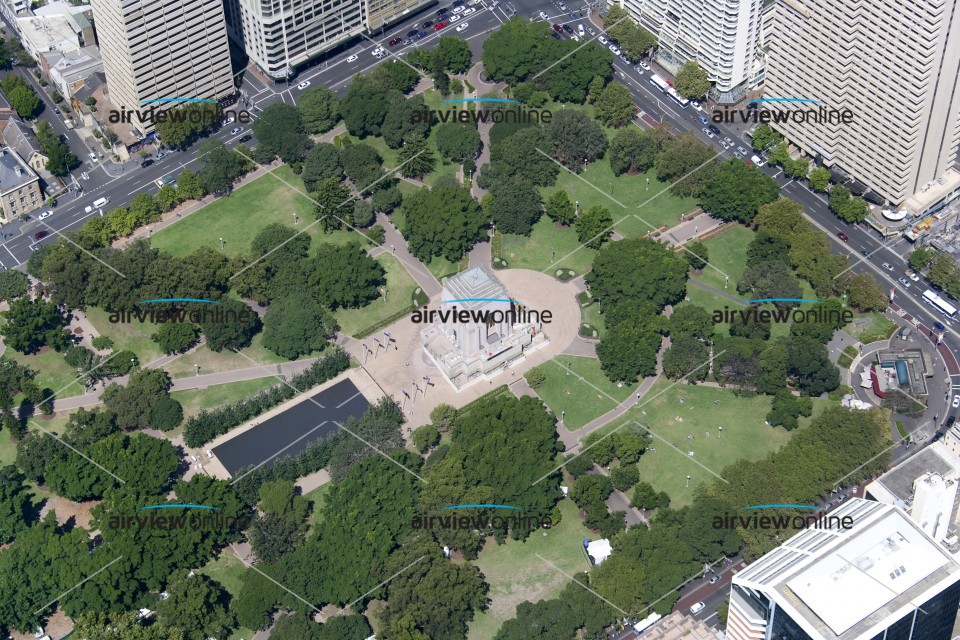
[726,499,960,640]
[615,0,764,103]
[223,0,430,80]
[91,0,234,133]
[764,0,960,207]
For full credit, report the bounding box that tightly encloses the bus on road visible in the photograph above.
[923,289,957,319]
[649,74,669,92]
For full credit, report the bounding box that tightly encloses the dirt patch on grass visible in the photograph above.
[38,494,99,529]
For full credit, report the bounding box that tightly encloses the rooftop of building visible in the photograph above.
[904,168,960,216]
[640,611,723,640]
[441,265,512,311]
[16,13,83,51]
[865,443,960,507]
[73,70,105,105]
[733,499,960,640]
[1,120,42,163]
[0,147,38,194]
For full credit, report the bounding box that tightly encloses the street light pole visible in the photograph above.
[219,237,224,251]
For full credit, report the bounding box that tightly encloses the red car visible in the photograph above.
[434,20,447,30]
[553,23,563,32]
[837,231,849,242]
[388,37,402,46]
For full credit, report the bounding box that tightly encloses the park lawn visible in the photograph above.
[5,350,85,398]
[198,553,256,640]
[845,311,897,343]
[162,333,287,379]
[171,378,281,419]
[500,217,596,276]
[427,254,467,281]
[609,380,795,508]
[149,165,358,258]
[580,301,605,338]
[543,159,698,241]
[84,307,164,364]
[424,158,461,187]
[467,498,593,640]
[304,482,332,533]
[690,224,755,292]
[334,253,418,336]
[679,285,744,338]
[0,432,18,466]
[533,356,631,430]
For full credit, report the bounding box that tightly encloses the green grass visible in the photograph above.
[531,356,631,430]
[580,302,605,338]
[171,378,281,419]
[5,350,85,398]
[845,311,897,343]
[0,431,19,466]
[197,552,256,640]
[608,380,799,508]
[467,499,594,640]
[689,224,755,292]
[162,333,287,379]
[149,165,359,258]
[84,307,164,363]
[426,254,465,280]
[334,253,419,336]
[304,482,332,533]
[500,217,597,275]
[678,286,744,338]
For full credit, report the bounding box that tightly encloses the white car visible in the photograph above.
[371,47,385,56]
[953,395,960,409]
[88,151,98,161]
[452,5,465,12]
[638,60,650,70]
[609,44,621,55]
[598,35,608,45]
[347,54,359,62]
[571,34,579,41]
[690,602,706,615]
[38,210,53,220]
[906,271,920,282]
[230,127,242,135]
[898,277,911,288]
[539,10,549,19]
[449,13,461,21]
[456,21,469,31]
[691,100,701,111]
[467,0,481,5]
[463,6,476,14]
[578,24,585,36]
[702,127,714,139]
[224,115,235,124]
[296,80,311,90]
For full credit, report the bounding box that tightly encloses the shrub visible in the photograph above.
[525,366,546,389]
[411,424,440,453]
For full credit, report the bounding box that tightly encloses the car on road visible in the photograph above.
[723,136,732,145]
[416,30,428,39]
[699,115,709,125]
[422,20,433,27]
[239,134,253,143]
[709,575,721,584]
[224,114,235,124]
[539,10,549,19]
[550,32,561,39]
[953,395,960,409]
[140,159,154,168]
[38,210,53,221]
[609,44,621,55]
[563,23,573,33]
[456,21,469,31]
[720,141,730,150]
[451,4,464,12]
[691,100,701,111]
[935,320,947,332]
[881,262,894,271]
[837,231,849,242]
[407,28,419,37]
[702,127,714,138]
[553,23,563,32]
[737,146,748,155]
[898,277,911,288]
[449,13,462,21]
[436,7,448,14]
[598,34,608,45]
[708,124,721,135]
[88,151,98,161]
[433,20,446,29]
[906,271,920,282]
[388,37,402,46]
[637,60,650,70]
[463,6,476,14]
[453,0,463,6]
[733,151,743,159]
[296,80,311,90]
[371,46,385,55]
[53,107,61,115]
[33,230,49,241]
[946,416,956,428]
[690,602,705,614]
[837,493,848,502]
[346,54,359,62]
[230,127,242,135]
[578,23,585,36]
